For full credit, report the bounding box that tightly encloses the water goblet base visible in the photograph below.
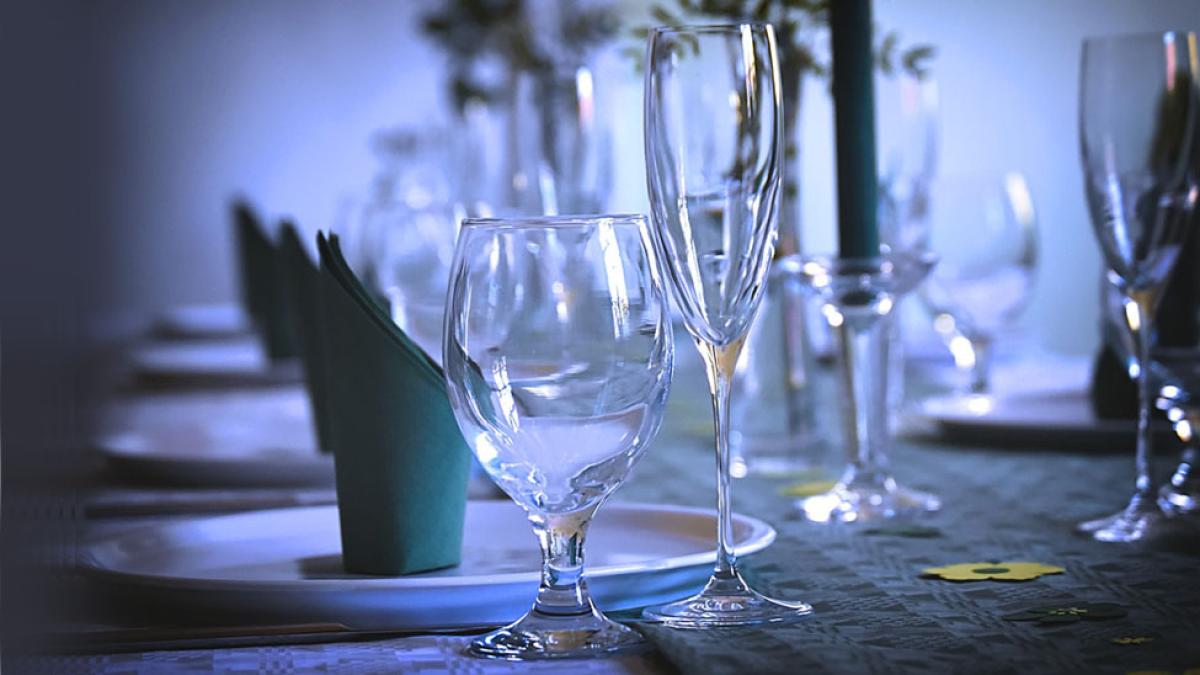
[641,569,812,628]
[468,606,644,660]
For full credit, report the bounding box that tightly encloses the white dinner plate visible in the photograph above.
[96,388,334,487]
[916,356,1169,450]
[80,501,776,630]
[919,389,1139,450]
[154,303,251,340]
[130,337,302,388]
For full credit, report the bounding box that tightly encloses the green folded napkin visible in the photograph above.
[316,232,471,575]
[277,223,334,454]
[233,200,299,360]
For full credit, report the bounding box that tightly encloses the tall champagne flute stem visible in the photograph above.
[697,337,746,579]
[1083,289,1167,540]
[1129,293,1157,501]
[530,511,595,617]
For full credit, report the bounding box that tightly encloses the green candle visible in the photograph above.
[830,0,880,259]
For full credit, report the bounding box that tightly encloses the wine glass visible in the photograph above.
[878,70,939,255]
[643,23,810,626]
[1078,31,1200,542]
[919,172,1039,394]
[1155,354,1200,519]
[443,214,674,659]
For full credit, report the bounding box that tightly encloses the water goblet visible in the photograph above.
[919,172,1039,394]
[1077,31,1200,542]
[443,214,674,659]
[643,23,811,627]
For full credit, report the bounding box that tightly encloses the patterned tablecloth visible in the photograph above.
[22,355,1200,674]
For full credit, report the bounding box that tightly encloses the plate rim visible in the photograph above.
[94,430,334,468]
[79,500,776,591]
[918,391,1161,434]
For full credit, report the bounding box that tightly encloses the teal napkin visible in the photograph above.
[233,200,299,360]
[277,223,334,454]
[316,232,471,575]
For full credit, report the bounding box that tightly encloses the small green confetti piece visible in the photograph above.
[862,525,943,538]
[1002,602,1126,625]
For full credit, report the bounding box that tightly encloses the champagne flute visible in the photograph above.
[443,215,673,659]
[1078,31,1200,542]
[643,24,810,626]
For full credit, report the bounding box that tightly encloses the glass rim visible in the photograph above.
[460,213,648,229]
[650,23,774,36]
[1082,30,1197,47]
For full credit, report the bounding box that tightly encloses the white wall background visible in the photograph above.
[96,0,1199,354]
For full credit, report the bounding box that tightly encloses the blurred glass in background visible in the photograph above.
[919,172,1039,395]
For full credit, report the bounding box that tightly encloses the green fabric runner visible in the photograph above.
[611,351,1200,674]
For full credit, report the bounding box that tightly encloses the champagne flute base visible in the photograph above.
[467,606,644,660]
[799,481,941,524]
[641,569,812,628]
[1077,493,1167,542]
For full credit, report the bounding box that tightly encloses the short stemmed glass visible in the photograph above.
[920,172,1039,394]
[643,23,810,627]
[443,215,674,659]
[1078,32,1200,542]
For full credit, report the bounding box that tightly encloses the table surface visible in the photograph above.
[23,348,1200,675]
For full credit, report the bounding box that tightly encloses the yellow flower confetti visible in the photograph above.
[781,480,838,497]
[921,561,1065,582]
[1111,636,1156,645]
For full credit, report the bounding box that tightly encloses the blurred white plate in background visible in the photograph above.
[154,303,250,340]
[129,337,301,388]
[917,356,1170,450]
[80,501,776,630]
[95,387,332,487]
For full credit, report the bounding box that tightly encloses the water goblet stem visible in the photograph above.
[529,510,596,618]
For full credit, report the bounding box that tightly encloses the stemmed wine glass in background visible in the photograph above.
[1155,359,1200,520]
[920,172,1039,394]
[1078,31,1200,542]
[643,23,810,626]
[878,71,939,255]
[443,215,674,659]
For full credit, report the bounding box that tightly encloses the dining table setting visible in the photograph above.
[7,1,1200,674]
